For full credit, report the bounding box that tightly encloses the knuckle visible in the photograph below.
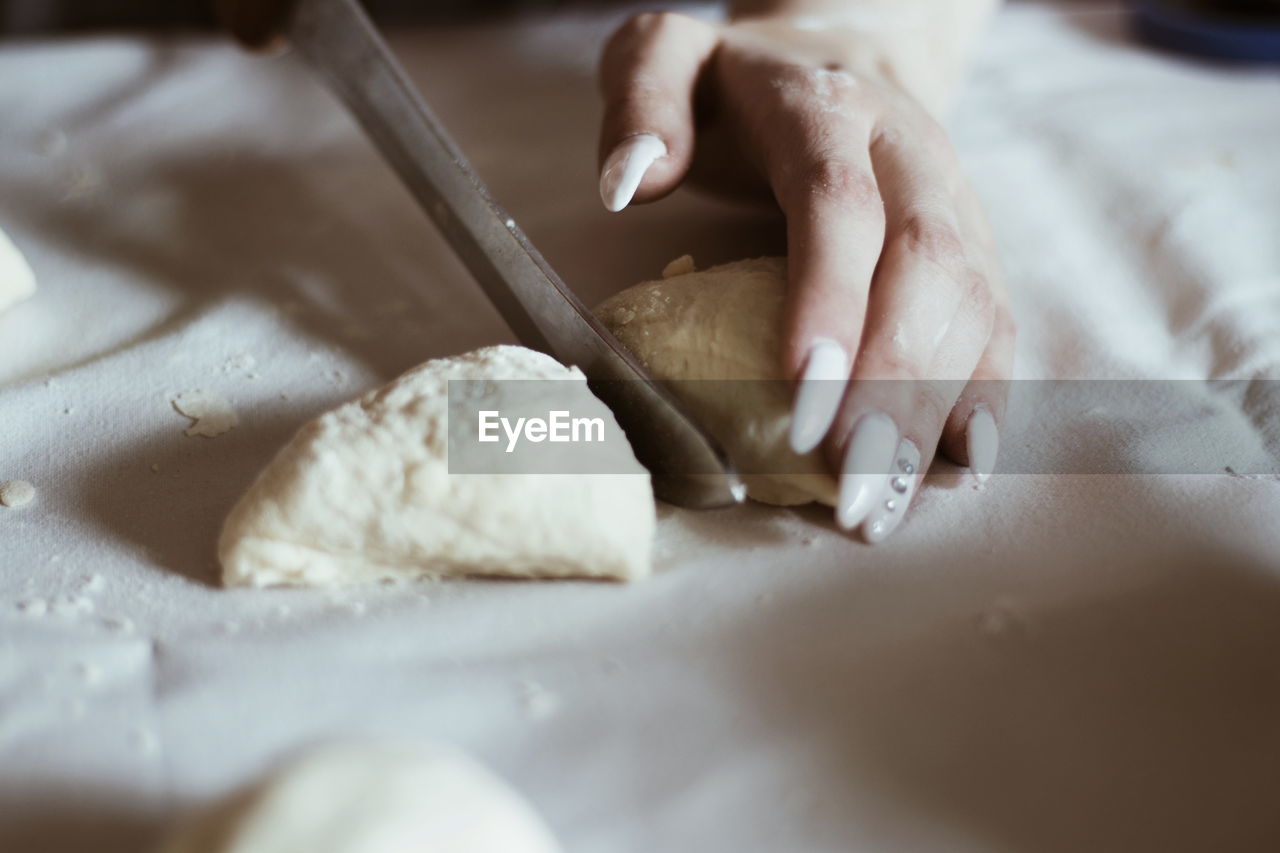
[790,158,880,209]
[865,349,922,383]
[962,271,996,322]
[624,10,688,40]
[604,11,687,70]
[992,307,1018,342]
[914,382,954,431]
[897,215,966,273]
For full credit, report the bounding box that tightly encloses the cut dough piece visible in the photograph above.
[159,741,562,853]
[597,257,836,507]
[219,345,653,587]
[0,227,36,313]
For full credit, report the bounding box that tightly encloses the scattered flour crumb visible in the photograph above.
[0,480,36,508]
[102,616,136,634]
[224,353,256,374]
[975,597,1029,639]
[172,391,238,438]
[16,599,48,617]
[665,252,696,279]
[1224,465,1278,481]
[517,680,561,721]
[63,407,75,415]
[52,595,95,618]
[662,254,696,278]
[75,574,105,595]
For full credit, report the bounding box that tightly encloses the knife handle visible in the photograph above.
[215,0,297,49]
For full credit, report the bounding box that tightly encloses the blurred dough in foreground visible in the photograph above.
[219,345,654,587]
[0,227,36,313]
[159,741,562,853]
[598,257,837,507]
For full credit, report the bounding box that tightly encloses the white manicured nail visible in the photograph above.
[789,338,850,455]
[966,406,999,483]
[599,133,666,212]
[836,412,898,530]
[862,440,921,544]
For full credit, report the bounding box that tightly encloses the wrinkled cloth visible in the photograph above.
[2,2,1279,851]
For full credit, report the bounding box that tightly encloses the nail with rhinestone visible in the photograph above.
[861,439,922,544]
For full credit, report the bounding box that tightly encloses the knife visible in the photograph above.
[227,0,743,508]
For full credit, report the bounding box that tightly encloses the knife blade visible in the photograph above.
[283,0,743,508]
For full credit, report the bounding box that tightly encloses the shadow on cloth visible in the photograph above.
[725,537,1280,852]
[80,410,313,587]
[0,797,161,853]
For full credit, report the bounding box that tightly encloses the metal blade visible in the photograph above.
[285,0,742,508]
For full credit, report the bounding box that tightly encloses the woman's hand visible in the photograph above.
[598,5,1013,542]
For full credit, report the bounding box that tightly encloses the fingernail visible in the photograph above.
[788,338,850,455]
[862,439,921,544]
[966,406,999,483]
[836,412,898,530]
[599,133,666,212]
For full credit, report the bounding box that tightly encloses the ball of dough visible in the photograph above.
[0,227,36,314]
[219,345,654,586]
[159,742,562,853]
[597,257,836,507]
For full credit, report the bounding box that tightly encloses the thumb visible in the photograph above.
[598,12,719,212]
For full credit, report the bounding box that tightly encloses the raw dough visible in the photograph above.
[219,345,654,587]
[0,480,35,508]
[597,257,837,507]
[0,227,36,314]
[174,391,239,438]
[158,741,562,853]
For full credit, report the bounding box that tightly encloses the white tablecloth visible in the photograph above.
[2,2,1279,851]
